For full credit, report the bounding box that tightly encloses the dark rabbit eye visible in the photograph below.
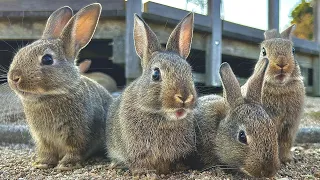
[292,47,295,54]
[262,47,267,56]
[152,68,161,81]
[41,54,54,65]
[238,130,247,144]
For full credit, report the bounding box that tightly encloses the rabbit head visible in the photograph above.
[7,4,101,100]
[132,13,196,121]
[260,24,297,85]
[215,59,280,178]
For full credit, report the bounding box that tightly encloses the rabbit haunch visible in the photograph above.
[7,3,112,170]
[106,13,197,174]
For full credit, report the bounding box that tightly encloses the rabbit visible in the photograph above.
[7,3,112,170]
[241,24,305,164]
[79,59,117,93]
[194,58,280,178]
[106,12,197,175]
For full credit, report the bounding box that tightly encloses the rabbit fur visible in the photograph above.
[7,3,112,170]
[106,13,197,174]
[241,25,305,164]
[194,59,280,178]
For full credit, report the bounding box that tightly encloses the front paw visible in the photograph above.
[32,159,57,169]
[280,152,293,164]
[56,154,82,171]
[56,162,82,171]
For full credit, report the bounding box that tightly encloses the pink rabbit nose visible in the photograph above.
[276,63,288,69]
[174,94,194,104]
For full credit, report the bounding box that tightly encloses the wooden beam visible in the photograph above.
[268,0,279,30]
[313,0,320,96]
[125,0,142,79]
[206,0,222,86]
[0,0,125,11]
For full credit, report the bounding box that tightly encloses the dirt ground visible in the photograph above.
[0,143,319,179]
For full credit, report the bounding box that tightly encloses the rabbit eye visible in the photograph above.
[238,130,247,144]
[152,68,161,81]
[262,47,267,56]
[292,47,295,55]
[41,54,54,65]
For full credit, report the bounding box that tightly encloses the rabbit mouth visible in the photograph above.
[15,89,40,99]
[274,73,287,83]
[166,109,189,120]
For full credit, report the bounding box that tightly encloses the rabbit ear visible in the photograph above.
[133,14,161,68]
[79,59,92,73]
[60,3,101,60]
[219,62,243,108]
[42,6,73,39]
[166,12,194,59]
[264,29,279,40]
[245,58,269,103]
[280,24,296,39]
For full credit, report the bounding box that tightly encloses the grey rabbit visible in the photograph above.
[7,3,112,170]
[106,13,197,174]
[241,25,305,164]
[194,59,280,178]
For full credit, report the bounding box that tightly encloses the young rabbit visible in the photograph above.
[7,4,112,170]
[241,25,305,164]
[79,59,117,93]
[194,58,280,178]
[106,13,197,174]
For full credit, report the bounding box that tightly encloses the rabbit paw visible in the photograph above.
[32,160,56,169]
[56,153,82,171]
[56,162,82,171]
[280,153,293,164]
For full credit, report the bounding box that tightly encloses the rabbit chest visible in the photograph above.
[122,112,196,162]
[261,81,305,128]
[22,95,89,146]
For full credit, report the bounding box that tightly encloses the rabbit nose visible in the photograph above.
[276,63,288,69]
[174,94,194,104]
[10,70,22,84]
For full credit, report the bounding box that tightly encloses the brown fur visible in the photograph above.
[79,59,117,93]
[194,59,280,178]
[242,24,305,164]
[7,4,112,170]
[106,13,197,174]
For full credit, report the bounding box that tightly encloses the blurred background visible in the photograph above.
[0,0,317,95]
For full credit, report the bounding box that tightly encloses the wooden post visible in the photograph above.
[268,0,279,30]
[125,0,142,82]
[206,0,222,86]
[313,0,320,96]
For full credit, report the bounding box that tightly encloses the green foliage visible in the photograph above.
[290,0,313,40]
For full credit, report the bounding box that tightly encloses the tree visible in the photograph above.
[291,0,313,40]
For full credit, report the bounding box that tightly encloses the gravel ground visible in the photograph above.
[1,143,320,179]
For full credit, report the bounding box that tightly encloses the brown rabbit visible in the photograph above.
[241,25,305,164]
[79,59,117,93]
[194,59,280,178]
[106,13,197,174]
[7,4,112,170]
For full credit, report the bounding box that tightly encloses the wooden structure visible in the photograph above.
[0,0,319,95]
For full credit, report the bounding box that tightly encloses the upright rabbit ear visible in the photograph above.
[166,12,194,59]
[219,63,243,108]
[280,24,296,39]
[42,6,73,39]
[133,14,161,68]
[60,3,101,60]
[245,58,269,103]
[79,59,92,73]
[264,29,279,40]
